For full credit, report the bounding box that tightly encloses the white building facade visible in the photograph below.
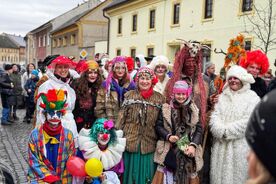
[105,0,275,71]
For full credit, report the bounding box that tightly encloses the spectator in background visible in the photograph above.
[204,62,216,82]
[130,54,147,79]
[9,64,23,121]
[245,90,276,184]
[239,50,269,98]
[0,64,14,125]
[24,70,39,124]
[263,69,274,87]
[22,63,40,122]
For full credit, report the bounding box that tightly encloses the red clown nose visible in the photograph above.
[103,133,109,140]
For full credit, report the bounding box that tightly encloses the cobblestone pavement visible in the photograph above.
[0,109,33,184]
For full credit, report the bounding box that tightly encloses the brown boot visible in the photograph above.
[189,176,199,184]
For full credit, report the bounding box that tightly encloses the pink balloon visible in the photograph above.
[66,156,86,177]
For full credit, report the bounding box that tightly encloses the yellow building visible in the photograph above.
[51,0,112,60]
[0,34,20,66]
[104,0,275,70]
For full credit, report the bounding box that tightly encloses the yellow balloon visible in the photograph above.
[85,158,103,177]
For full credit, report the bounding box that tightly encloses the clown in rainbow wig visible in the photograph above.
[27,89,75,183]
[78,118,125,183]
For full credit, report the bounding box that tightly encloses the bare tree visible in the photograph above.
[244,0,276,54]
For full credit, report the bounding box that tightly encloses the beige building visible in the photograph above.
[104,0,276,70]
[51,0,111,60]
[0,34,21,66]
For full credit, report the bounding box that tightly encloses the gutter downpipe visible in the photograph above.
[103,10,110,55]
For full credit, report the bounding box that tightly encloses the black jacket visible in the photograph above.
[251,77,267,98]
[0,73,13,95]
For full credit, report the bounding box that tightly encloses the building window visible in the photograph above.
[245,40,252,51]
[116,49,121,56]
[53,39,57,47]
[38,36,41,47]
[58,38,62,47]
[43,35,46,46]
[173,3,180,25]
[147,47,154,57]
[63,36,67,46]
[71,34,76,45]
[118,18,122,34]
[149,9,156,29]
[204,0,213,19]
[132,14,137,32]
[130,48,136,58]
[47,34,50,46]
[242,0,253,12]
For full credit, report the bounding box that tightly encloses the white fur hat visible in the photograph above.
[148,55,169,70]
[226,65,255,84]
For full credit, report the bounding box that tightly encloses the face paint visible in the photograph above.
[46,110,62,125]
[97,132,111,146]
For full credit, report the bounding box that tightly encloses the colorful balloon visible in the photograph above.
[66,156,86,177]
[85,158,103,177]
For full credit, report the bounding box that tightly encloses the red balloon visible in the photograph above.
[66,156,86,177]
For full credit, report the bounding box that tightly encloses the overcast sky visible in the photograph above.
[0,0,87,36]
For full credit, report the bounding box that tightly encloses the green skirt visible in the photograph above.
[123,150,156,184]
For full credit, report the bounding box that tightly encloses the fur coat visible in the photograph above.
[210,83,260,184]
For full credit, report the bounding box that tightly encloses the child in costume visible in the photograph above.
[154,80,203,184]
[24,69,39,123]
[27,89,75,183]
[78,118,125,183]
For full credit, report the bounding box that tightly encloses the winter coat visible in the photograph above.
[72,80,100,132]
[36,70,78,139]
[210,83,260,184]
[95,79,135,124]
[251,77,267,98]
[24,77,39,103]
[116,89,165,154]
[10,72,23,96]
[0,72,13,95]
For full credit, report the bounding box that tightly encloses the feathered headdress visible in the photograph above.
[38,89,68,113]
[224,34,246,69]
[89,118,117,145]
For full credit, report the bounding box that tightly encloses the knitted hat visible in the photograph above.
[246,90,276,178]
[205,62,214,70]
[31,69,39,77]
[148,55,169,70]
[89,118,117,145]
[226,65,255,85]
[37,89,67,113]
[172,80,192,97]
[105,56,129,92]
[135,66,158,85]
[4,64,12,71]
[239,50,269,75]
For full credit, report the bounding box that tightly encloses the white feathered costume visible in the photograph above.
[210,65,260,184]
